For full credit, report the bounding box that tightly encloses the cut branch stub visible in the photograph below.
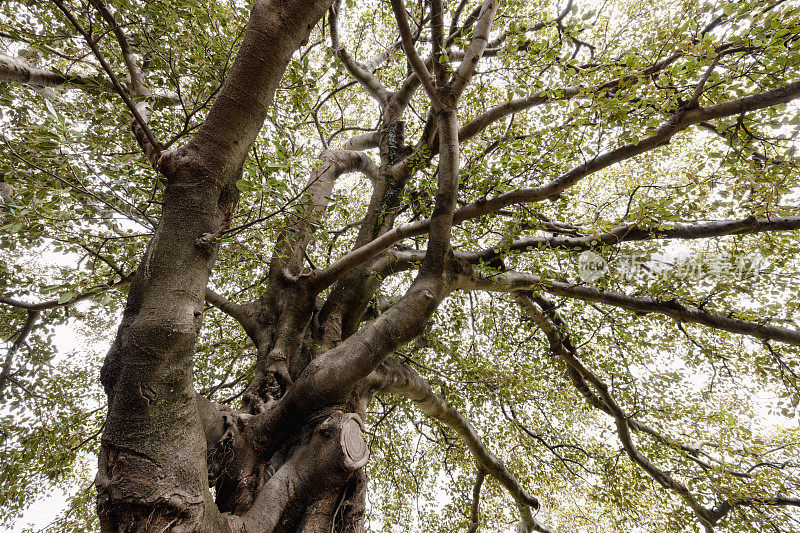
[339,412,369,470]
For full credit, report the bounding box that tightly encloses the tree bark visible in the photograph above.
[95,0,335,529]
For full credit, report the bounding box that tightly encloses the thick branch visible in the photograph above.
[365,357,541,511]
[204,287,256,333]
[709,495,800,524]
[184,0,335,184]
[329,0,391,104]
[466,271,800,346]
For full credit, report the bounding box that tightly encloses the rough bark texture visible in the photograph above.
[4,1,798,532]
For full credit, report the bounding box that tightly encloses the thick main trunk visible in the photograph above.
[95,0,334,528]
[205,405,370,532]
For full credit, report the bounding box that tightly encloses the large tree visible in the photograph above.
[1,0,800,531]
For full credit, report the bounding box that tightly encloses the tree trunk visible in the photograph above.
[94,0,339,529]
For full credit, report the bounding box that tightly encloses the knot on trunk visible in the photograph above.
[314,411,369,472]
[338,412,369,470]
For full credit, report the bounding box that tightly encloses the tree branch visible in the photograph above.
[89,0,162,166]
[449,0,498,98]
[709,495,800,524]
[51,0,162,164]
[466,468,486,533]
[313,222,419,289]
[204,287,256,332]
[329,0,391,105]
[364,79,800,256]
[514,293,716,528]
[0,273,134,312]
[390,0,439,104]
[270,149,379,277]
[467,215,800,259]
[0,52,102,88]
[0,310,40,396]
[466,271,800,346]
[364,357,543,517]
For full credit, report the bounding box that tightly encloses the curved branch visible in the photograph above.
[52,0,162,164]
[709,495,800,524]
[329,0,391,104]
[0,309,40,395]
[204,287,256,332]
[466,468,486,533]
[90,0,162,166]
[390,0,438,103]
[272,149,379,278]
[0,273,134,312]
[356,80,800,259]
[364,357,542,516]
[514,294,715,528]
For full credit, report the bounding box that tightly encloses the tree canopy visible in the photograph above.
[1,0,800,531]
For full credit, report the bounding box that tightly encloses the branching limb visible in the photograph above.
[329,0,391,104]
[204,287,256,332]
[709,496,800,524]
[358,80,800,261]
[390,0,439,103]
[523,295,741,473]
[371,213,799,291]
[90,0,163,166]
[466,468,486,533]
[51,0,163,166]
[393,1,482,111]
[0,273,134,312]
[465,271,800,346]
[249,272,455,456]
[364,357,544,523]
[446,80,800,226]
[514,294,716,529]
[0,310,40,396]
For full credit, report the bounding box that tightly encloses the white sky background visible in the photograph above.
[0,246,108,532]
[3,0,800,531]
[2,323,91,533]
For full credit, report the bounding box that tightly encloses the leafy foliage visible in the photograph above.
[1,0,800,531]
